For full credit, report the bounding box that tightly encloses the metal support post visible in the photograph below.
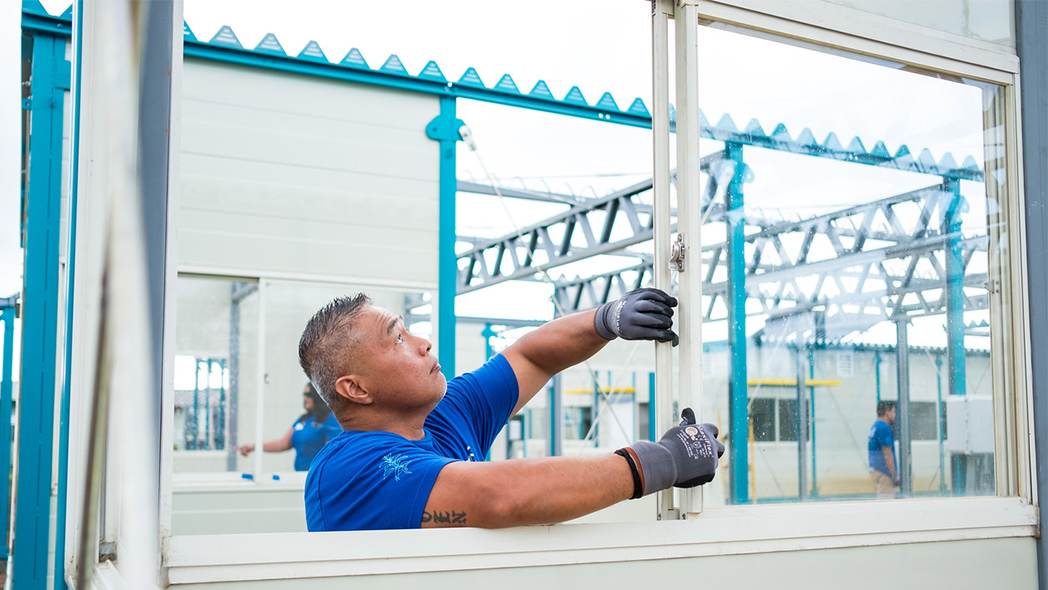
[944,178,967,400]
[227,283,248,470]
[943,178,967,495]
[217,359,226,450]
[548,375,562,456]
[205,359,213,449]
[648,372,656,441]
[796,343,809,501]
[253,281,267,478]
[725,141,749,504]
[809,346,818,497]
[936,355,947,493]
[592,379,601,444]
[896,320,912,497]
[425,96,463,379]
[481,323,496,360]
[13,31,68,590]
[190,361,200,450]
[0,299,18,560]
[875,350,882,403]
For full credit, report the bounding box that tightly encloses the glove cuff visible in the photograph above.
[629,441,677,495]
[593,300,623,340]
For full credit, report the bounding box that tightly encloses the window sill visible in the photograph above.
[165,496,1037,585]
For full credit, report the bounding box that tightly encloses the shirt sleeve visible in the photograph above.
[433,354,519,456]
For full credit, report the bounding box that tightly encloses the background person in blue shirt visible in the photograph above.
[297,289,725,531]
[868,400,899,499]
[236,382,342,471]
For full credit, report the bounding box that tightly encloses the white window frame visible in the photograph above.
[159,0,1037,584]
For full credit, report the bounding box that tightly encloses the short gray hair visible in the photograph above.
[298,294,371,414]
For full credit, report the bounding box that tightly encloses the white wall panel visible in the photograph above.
[179,61,440,285]
[168,536,1036,589]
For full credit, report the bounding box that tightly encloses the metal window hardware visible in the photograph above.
[669,233,685,272]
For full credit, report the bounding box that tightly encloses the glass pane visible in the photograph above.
[697,25,1009,504]
[750,398,776,442]
[172,276,259,473]
[170,277,434,534]
[823,0,1014,47]
[778,399,799,443]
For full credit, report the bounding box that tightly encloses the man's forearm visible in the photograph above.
[883,447,896,478]
[503,310,611,407]
[424,454,634,528]
[514,310,608,377]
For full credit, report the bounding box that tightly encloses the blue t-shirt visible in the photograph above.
[868,419,897,476]
[304,354,519,531]
[291,412,343,472]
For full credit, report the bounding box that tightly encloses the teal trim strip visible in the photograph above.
[726,142,749,504]
[935,354,947,493]
[14,31,67,590]
[0,304,16,560]
[875,351,882,403]
[808,347,818,497]
[944,178,967,398]
[426,97,462,378]
[53,1,83,586]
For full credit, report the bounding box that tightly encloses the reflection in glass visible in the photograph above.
[173,276,259,473]
[170,277,433,534]
[692,26,1008,504]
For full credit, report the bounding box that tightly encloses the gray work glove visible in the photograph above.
[629,408,725,495]
[594,288,678,346]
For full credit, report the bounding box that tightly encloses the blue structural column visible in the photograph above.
[426,96,463,379]
[648,372,656,442]
[808,346,818,497]
[0,298,19,560]
[943,177,968,493]
[944,178,967,400]
[725,141,749,503]
[935,355,947,493]
[14,31,68,590]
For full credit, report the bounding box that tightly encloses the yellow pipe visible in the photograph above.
[564,387,636,394]
[747,379,841,387]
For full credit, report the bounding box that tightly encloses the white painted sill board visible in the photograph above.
[166,496,1037,585]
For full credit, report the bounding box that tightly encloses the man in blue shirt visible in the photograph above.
[868,400,899,499]
[297,289,725,531]
[236,383,342,471]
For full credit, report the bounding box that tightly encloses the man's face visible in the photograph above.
[886,407,896,424]
[348,305,447,413]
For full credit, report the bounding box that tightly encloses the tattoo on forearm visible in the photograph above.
[422,510,467,525]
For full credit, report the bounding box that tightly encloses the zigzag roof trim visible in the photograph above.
[24,2,983,180]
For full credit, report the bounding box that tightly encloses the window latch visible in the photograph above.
[669,233,685,272]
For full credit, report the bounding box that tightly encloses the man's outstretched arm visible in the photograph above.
[422,454,634,528]
[502,288,677,414]
[422,409,724,528]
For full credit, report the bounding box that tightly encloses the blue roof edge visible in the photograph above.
[21,2,983,181]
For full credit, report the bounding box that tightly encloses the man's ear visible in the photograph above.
[335,375,373,406]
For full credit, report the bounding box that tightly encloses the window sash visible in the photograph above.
[166,497,1036,584]
[156,0,1035,578]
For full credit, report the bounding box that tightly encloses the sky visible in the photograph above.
[1,0,997,383]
